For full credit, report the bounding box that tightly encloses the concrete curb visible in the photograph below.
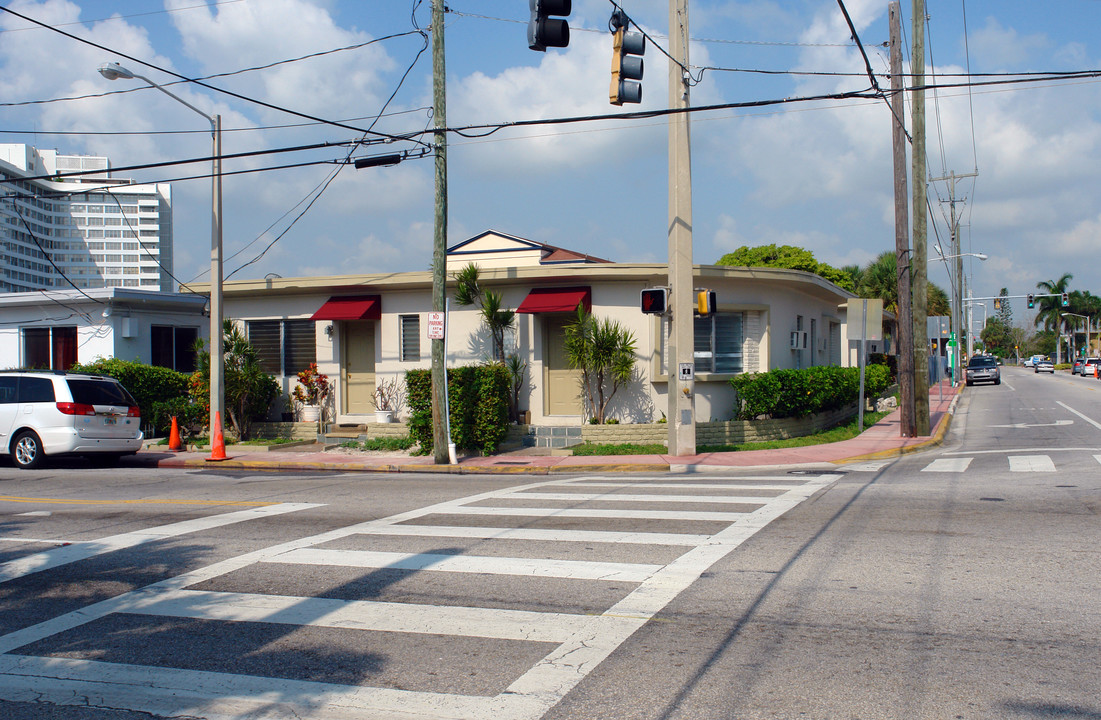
[830,390,961,464]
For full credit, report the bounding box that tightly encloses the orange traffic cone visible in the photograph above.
[168,416,183,451]
[208,411,227,461]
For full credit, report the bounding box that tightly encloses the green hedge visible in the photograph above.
[729,364,889,420]
[70,358,193,435]
[406,364,511,456]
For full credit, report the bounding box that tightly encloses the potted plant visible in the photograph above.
[372,376,406,423]
[292,363,330,428]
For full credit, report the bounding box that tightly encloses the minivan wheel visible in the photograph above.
[12,431,44,469]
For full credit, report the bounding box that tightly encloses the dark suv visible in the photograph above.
[965,355,1001,386]
[0,371,143,469]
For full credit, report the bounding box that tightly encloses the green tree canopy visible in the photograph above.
[716,244,854,292]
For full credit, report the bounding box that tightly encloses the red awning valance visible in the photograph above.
[516,287,591,314]
[310,295,381,321]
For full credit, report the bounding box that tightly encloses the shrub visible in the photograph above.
[70,357,190,435]
[406,364,510,456]
[730,364,890,420]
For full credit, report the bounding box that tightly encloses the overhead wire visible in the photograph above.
[0,4,430,150]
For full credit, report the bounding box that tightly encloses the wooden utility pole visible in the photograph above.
[431,0,449,463]
[930,170,977,381]
[889,2,914,437]
[667,0,695,456]
[911,0,930,435]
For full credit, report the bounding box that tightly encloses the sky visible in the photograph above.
[2,0,1101,328]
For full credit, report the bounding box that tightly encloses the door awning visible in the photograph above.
[310,295,381,321]
[516,287,591,314]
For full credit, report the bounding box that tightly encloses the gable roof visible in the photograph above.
[446,230,611,267]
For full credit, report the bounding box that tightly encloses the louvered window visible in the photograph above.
[400,315,420,362]
[666,312,744,374]
[247,320,315,376]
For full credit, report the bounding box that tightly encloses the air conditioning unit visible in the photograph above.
[818,337,828,351]
[790,330,808,350]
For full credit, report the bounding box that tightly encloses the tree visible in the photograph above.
[716,244,854,292]
[563,306,637,424]
[191,319,280,440]
[980,317,1013,358]
[996,287,1012,329]
[453,262,515,360]
[1034,273,1073,363]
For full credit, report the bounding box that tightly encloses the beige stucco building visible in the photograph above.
[206,231,860,426]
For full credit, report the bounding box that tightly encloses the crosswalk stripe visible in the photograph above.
[1009,455,1057,472]
[127,588,592,643]
[435,506,746,522]
[0,503,323,584]
[350,524,710,546]
[562,482,803,491]
[0,654,540,720]
[921,458,973,473]
[266,548,664,583]
[498,492,775,505]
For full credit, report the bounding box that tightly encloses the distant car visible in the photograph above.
[1034,358,1055,374]
[1083,358,1101,378]
[966,355,1001,386]
[1025,354,1045,368]
[1073,358,1086,375]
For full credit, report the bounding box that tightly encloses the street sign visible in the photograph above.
[427,311,445,340]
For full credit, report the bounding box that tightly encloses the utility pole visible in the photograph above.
[431,0,449,464]
[889,2,914,437]
[930,169,977,382]
[911,0,930,435]
[667,0,695,456]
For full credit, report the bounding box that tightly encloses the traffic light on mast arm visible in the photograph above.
[1027,294,1034,309]
[1062,292,1069,307]
[528,0,571,52]
[609,10,644,105]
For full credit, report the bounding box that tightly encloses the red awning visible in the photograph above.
[516,287,591,314]
[310,295,381,321]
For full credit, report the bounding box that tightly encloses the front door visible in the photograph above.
[543,316,582,416]
[342,322,375,414]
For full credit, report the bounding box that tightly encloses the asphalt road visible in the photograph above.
[0,365,1097,719]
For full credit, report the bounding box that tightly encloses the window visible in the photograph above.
[400,315,420,361]
[22,326,77,370]
[247,320,315,376]
[151,326,199,372]
[661,313,744,375]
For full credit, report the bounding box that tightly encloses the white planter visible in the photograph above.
[300,405,320,423]
[374,410,394,423]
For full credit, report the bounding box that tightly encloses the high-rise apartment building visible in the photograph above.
[0,144,173,293]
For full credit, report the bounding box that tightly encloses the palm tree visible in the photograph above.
[1035,273,1073,364]
[453,262,515,360]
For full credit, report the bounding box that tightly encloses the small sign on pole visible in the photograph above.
[427,311,445,340]
[679,363,694,382]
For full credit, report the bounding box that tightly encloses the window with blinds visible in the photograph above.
[400,315,420,362]
[283,320,316,376]
[246,320,316,376]
[668,312,744,374]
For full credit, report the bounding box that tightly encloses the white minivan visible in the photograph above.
[0,372,143,469]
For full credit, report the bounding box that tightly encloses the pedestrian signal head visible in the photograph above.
[640,288,667,314]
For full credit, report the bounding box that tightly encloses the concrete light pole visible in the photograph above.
[98,63,224,452]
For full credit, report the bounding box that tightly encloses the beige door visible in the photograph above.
[544,316,582,415]
[342,322,375,414]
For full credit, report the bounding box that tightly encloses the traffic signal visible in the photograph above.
[528,0,570,52]
[1027,294,1034,309]
[609,10,644,105]
[1062,292,1069,307]
[696,290,716,316]
[640,288,667,314]
[994,298,1001,310]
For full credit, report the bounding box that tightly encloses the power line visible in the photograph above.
[0,0,248,35]
[0,4,430,150]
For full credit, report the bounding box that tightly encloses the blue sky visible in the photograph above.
[3,0,1101,325]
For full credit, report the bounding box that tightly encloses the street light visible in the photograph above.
[98,62,224,457]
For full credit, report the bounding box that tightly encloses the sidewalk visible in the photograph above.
[137,382,960,475]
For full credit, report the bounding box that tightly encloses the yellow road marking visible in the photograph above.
[0,496,277,507]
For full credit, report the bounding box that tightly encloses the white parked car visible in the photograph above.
[0,371,143,469]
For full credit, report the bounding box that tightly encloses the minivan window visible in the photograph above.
[66,379,136,406]
[968,357,996,368]
[18,377,56,403]
[0,377,16,404]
